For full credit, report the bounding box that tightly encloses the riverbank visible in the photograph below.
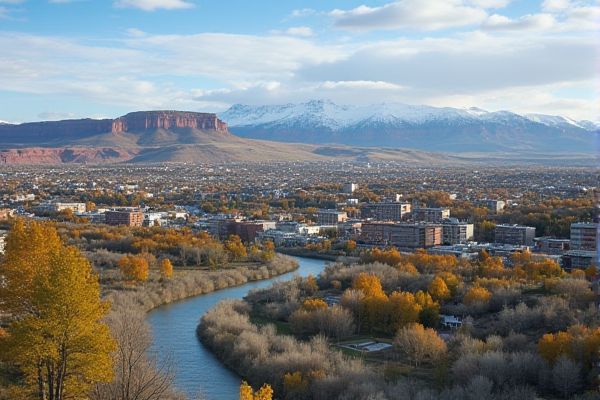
[276,247,346,261]
[105,254,299,312]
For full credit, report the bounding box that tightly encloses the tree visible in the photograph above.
[394,323,447,367]
[345,240,357,253]
[261,240,276,262]
[463,286,492,306]
[552,356,581,398]
[301,298,328,311]
[91,303,179,400]
[0,220,115,400]
[538,331,573,363]
[118,255,149,282]
[352,272,386,299]
[428,276,451,301]
[160,258,174,279]
[240,381,273,400]
[225,235,247,261]
[388,291,421,331]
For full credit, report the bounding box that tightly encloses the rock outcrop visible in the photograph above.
[0,111,228,146]
[111,111,227,133]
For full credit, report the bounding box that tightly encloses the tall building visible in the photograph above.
[570,222,598,251]
[361,202,411,221]
[412,207,450,223]
[317,209,348,225]
[494,224,536,246]
[105,209,144,227]
[36,202,86,214]
[477,199,506,214]
[343,183,358,194]
[360,222,441,249]
[441,219,474,244]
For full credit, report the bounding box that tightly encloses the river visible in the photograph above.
[146,256,328,400]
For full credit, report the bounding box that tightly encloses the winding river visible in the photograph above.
[146,256,328,400]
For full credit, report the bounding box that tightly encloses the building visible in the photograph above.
[534,237,570,254]
[360,222,442,249]
[570,222,598,251]
[494,224,536,246]
[477,199,506,214]
[361,202,411,221]
[563,250,597,270]
[441,219,474,245]
[317,209,348,225]
[343,183,358,194]
[412,207,450,223]
[105,209,144,227]
[36,202,86,214]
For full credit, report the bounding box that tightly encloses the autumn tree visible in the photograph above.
[0,219,116,400]
[464,286,492,306]
[240,381,273,400]
[225,234,247,261]
[261,240,276,262]
[388,291,421,332]
[118,255,149,282]
[428,276,451,302]
[394,323,447,367]
[160,258,174,279]
[345,240,357,253]
[301,298,328,312]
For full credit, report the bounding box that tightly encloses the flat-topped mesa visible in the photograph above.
[111,111,228,133]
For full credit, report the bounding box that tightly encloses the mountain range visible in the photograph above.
[0,103,596,164]
[220,100,598,153]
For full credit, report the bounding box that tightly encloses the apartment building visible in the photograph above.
[105,209,144,227]
[477,199,506,214]
[494,224,536,246]
[412,207,450,223]
[361,202,411,221]
[317,209,348,225]
[36,202,86,214]
[441,219,474,245]
[570,222,598,251]
[361,222,442,249]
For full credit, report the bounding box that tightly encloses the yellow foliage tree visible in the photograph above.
[345,240,357,253]
[428,276,451,301]
[463,286,492,306]
[585,265,597,280]
[0,220,115,399]
[240,381,273,400]
[160,258,174,279]
[118,255,149,282]
[538,331,573,364]
[388,291,421,331]
[283,371,309,392]
[301,298,328,311]
[225,234,248,261]
[261,240,276,262]
[353,272,387,299]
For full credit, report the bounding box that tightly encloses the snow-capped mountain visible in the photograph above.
[219,100,598,153]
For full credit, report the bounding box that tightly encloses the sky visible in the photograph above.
[0,0,598,122]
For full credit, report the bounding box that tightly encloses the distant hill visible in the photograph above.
[220,100,599,153]
[0,109,596,165]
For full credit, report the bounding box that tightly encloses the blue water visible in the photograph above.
[146,256,328,400]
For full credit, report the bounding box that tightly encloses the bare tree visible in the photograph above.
[91,302,183,400]
[552,355,581,398]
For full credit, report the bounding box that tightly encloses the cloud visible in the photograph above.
[330,0,488,31]
[482,13,556,31]
[37,111,77,120]
[289,8,316,18]
[114,0,194,11]
[285,26,314,37]
[467,0,511,7]
[0,24,596,120]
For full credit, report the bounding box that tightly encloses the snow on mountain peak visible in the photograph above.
[219,100,593,132]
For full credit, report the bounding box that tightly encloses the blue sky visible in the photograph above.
[0,0,597,122]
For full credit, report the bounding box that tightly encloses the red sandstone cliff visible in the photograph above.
[0,111,228,145]
[111,111,228,133]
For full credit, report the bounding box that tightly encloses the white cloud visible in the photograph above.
[0,24,596,120]
[482,13,556,31]
[467,0,511,8]
[330,0,488,31]
[285,26,314,37]
[320,80,404,90]
[542,0,571,11]
[114,0,194,11]
[289,8,316,18]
